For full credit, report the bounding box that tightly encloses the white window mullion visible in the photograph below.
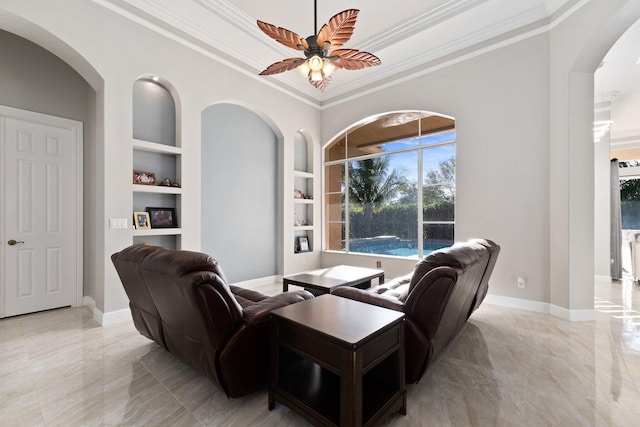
[417,148,424,257]
[344,133,350,253]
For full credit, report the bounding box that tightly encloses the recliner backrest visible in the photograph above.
[406,240,490,360]
[111,245,166,347]
[467,238,500,314]
[141,249,244,350]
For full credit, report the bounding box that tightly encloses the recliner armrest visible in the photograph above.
[231,286,268,303]
[242,290,314,324]
[331,287,404,312]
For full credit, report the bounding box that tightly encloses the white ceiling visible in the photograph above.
[99,0,638,139]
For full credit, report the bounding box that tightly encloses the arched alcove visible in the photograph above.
[201,103,280,283]
[132,78,177,146]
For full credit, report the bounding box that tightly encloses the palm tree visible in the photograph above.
[349,157,405,235]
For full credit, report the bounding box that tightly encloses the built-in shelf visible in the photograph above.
[133,138,182,154]
[293,170,313,179]
[132,79,181,250]
[133,228,182,236]
[132,184,182,194]
[292,133,314,255]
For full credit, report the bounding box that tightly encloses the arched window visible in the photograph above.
[324,111,455,258]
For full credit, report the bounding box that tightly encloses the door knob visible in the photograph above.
[7,239,24,246]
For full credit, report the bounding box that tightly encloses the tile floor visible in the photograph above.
[1,278,640,426]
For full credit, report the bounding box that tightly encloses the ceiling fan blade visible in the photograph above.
[259,58,304,75]
[331,49,381,70]
[309,75,332,91]
[257,20,309,50]
[317,9,359,49]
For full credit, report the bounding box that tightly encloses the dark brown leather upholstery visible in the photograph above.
[111,245,314,397]
[332,238,499,383]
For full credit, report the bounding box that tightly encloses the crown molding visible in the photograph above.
[93,0,584,107]
[361,0,487,52]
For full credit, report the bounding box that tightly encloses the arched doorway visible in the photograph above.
[551,0,640,319]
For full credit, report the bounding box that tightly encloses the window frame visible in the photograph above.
[323,111,456,258]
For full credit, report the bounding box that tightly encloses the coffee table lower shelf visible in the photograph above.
[268,295,406,427]
[271,355,405,426]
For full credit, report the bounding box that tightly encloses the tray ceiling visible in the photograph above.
[97,0,583,106]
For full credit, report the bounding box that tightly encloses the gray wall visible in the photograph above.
[132,80,175,146]
[0,30,92,122]
[201,104,278,283]
[0,29,96,302]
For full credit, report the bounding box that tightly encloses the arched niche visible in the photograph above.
[201,102,281,283]
[132,77,177,146]
[294,131,312,174]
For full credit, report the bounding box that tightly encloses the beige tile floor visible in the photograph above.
[2,278,640,426]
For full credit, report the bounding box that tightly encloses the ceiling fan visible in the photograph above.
[257,1,381,91]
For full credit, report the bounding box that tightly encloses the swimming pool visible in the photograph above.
[349,237,451,257]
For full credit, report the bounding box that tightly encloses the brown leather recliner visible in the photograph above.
[111,245,314,397]
[332,238,499,383]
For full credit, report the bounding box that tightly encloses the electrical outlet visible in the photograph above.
[517,277,526,289]
[376,260,382,268]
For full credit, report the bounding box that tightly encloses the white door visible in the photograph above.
[1,108,82,317]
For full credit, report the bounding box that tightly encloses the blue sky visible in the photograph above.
[380,131,456,182]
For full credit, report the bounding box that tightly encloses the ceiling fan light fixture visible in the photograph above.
[322,60,336,77]
[257,6,381,91]
[310,70,324,81]
[297,61,311,77]
[308,55,324,72]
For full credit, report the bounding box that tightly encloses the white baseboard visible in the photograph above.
[232,275,282,289]
[484,294,595,321]
[101,308,132,326]
[484,294,549,314]
[549,304,595,321]
[83,295,96,310]
[82,295,131,326]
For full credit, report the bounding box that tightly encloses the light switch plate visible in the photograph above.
[109,218,128,229]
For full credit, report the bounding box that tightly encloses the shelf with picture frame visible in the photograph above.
[132,228,183,237]
[292,134,315,255]
[131,77,182,250]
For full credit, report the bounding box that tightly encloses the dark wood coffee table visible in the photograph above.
[269,294,406,426]
[282,265,384,295]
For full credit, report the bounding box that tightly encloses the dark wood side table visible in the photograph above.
[282,265,385,295]
[269,294,406,426]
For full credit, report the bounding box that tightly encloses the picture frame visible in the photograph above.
[147,207,177,228]
[133,211,151,230]
[297,236,310,252]
[133,170,156,185]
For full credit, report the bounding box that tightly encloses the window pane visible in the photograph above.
[421,129,456,146]
[423,224,454,253]
[324,163,344,193]
[325,193,345,222]
[423,145,455,221]
[348,153,418,257]
[347,112,421,157]
[326,137,345,161]
[326,221,345,251]
[621,178,640,229]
